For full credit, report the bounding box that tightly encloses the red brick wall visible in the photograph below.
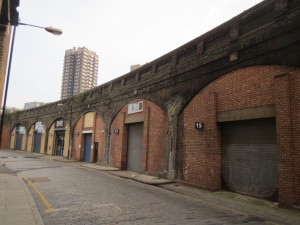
[180,92,221,190]
[94,113,106,163]
[72,113,106,162]
[110,100,167,176]
[289,68,300,205]
[180,65,300,205]
[72,116,83,160]
[1,125,10,149]
[144,101,167,176]
[273,68,300,205]
[273,74,294,205]
[110,110,126,168]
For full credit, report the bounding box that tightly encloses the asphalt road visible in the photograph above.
[1,149,300,225]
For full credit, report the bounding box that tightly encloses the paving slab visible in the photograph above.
[0,174,44,225]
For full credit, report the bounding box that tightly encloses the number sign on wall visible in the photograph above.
[195,122,204,130]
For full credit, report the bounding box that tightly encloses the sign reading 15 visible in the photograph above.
[195,122,204,130]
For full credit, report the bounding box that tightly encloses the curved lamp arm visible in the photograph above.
[18,22,62,35]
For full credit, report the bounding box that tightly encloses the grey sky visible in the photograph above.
[7,0,263,109]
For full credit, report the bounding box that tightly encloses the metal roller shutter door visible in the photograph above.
[221,118,277,199]
[127,123,144,173]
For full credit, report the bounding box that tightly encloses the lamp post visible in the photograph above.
[0,22,62,147]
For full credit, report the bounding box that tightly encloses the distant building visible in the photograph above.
[24,102,46,110]
[60,47,99,99]
[130,64,141,71]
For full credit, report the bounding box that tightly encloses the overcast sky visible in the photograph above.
[6,0,263,109]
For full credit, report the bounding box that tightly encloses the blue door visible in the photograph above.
[33,133,42,153]
[16,133,23,150]
[84,134,92,162]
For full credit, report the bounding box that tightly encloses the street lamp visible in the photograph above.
[18,22,62,36]
[0,22,62,147]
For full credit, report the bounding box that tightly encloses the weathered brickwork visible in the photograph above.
[94,113,106,163]
[289,69,300,205]
[110,100,167,176]
[1,125,9,149]
[2,0,300,206]
[273,69,300,205]
[73,116,84,161]
[143,101,167,176]
[110,109,126,169]
[179,65,300,204]
[71,112,106,162]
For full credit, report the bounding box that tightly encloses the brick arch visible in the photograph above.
[46,116,68,131]
[72,110,98,133]
[178,65,300,205]
[71,108,103,133]
[110,99,167,177]
[10,122,26,134]
[9,122,27,143]
[45,117,69,156]
[8,123,27,150]
[72,110,106,162]
[26,120,48,154]
[27,119,46,130]
[102,95,165,128]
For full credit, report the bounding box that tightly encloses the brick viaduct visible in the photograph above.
[2,0,300,205]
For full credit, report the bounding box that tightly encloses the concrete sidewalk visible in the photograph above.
[0,174,44,225]
[81,163,174,185]
[39,155,174,185]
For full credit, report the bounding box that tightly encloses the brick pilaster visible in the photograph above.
[273,73,294,205]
